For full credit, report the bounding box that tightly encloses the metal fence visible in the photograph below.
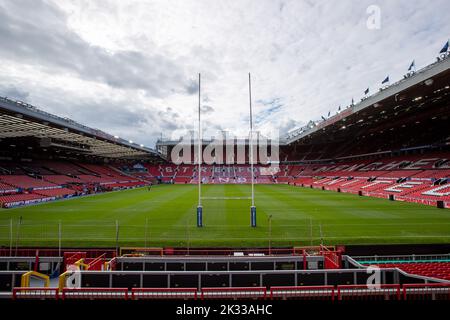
[0,219,323,250]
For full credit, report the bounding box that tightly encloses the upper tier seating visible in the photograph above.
[0,163,27,175]
[144,164,162,177]
[40,161,88,175]
[131,173,155,181]
[174,165,195,177]
[0,175,58,189]
[0,182,18,193]
[173,177,192,183]
[77,175,118,184]
[77,163,135,181]
[43,175,82,184]
[35,188,76,197]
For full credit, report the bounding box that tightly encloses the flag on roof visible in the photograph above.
[440,40,449,54]
[364,88,369,95]
[382,76,390,84]
[408,60,415,71]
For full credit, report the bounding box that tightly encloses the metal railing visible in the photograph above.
[11,283,450,300]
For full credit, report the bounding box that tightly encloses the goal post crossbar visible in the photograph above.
[201,197,252,200]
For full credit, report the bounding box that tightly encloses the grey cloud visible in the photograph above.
[48,96,184,147]
[1,0,450,148]
[0,84,29,100]
[158,107,180,119]
[278,119,303,135]
[155,107,185,132]
[0,0,193,98]
[77,104,149,129]
[201,105,214,113]
[202,120,224,138]
[33,96,150,131]
[185,80,199,95]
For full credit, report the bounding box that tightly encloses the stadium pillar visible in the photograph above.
[250,206,257,227]
[197,206,203,227]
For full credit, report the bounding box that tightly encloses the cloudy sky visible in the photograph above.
[0,0,449,148]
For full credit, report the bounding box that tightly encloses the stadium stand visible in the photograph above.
[0,193,49,208]
[0,175,58,189]
[1,248,450,300]
[0,152,449,208]
[43,175,82,185]
[0,159,153,207]
[371,262,450,281]
[0,30,449,305]
[39,161,88,175]
[0,182,18,194]
[0,61,449,303]
[34,188,76,198]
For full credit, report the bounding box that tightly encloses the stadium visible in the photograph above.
[0,0,450,307]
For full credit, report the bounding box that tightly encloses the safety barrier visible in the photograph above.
[320,245,342,269]
[270,286,334,300]
[85,253,107,270]
[200,287,267,300]
[64,252,86,269]
[12,287,59,300]
[20,271,50,288]
[61,288,129,300]
[403,283,450,300]
[337,284,401,300]
[120,247,319,256]
[104,257,117,271]
[132,288,198,300]
[10,284,450,300]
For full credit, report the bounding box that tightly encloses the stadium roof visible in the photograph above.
[158,56,450,158]
[284,56,450,146]
[0,97,161,159]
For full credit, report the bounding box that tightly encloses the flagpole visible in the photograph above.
[249,73,256,227]
[197,73,203,227]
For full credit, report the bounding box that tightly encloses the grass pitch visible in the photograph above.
[0,184,449,247]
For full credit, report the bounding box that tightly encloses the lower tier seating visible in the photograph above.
[0,153,449,208]
[0,193,47,208]
[369,262,450,281]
